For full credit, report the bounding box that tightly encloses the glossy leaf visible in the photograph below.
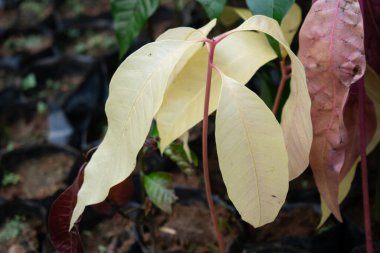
[245,0,294,23]
[298,0,365,221]
[319,67,380,226]
[143,172,177,213]
[235,15,313,181]
[70,40,201,229]
[215,72,288,227]
[157,31,276,151]
[111,0,159,58]
[196,0,226,19]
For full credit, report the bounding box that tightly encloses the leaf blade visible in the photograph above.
[319,67,380,226]
[245,0,294,23]
[156,31,277,151]
[298,0,365,220]
[70,40,200,229]
[111,0,159,58]
[196,0,226,19]
[144,172,177,213]
[215,73,288,227]
[235,15,313,181]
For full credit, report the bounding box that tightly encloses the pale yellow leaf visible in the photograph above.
[156,31,276,151]
[319,66,380,227]
[220,3,301,47]
[215,72,288,227]
[280,4,302,57]
[234,15,313,180]
[70,40,201,229]
[157,19,216,41]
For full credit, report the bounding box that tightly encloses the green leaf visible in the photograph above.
[245,0,294,23]
[196,0,226,19]
[164,142,198,174]
[111,0,159,58]
[144,172,177,213]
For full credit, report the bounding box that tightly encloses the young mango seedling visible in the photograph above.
[50,14,313,253]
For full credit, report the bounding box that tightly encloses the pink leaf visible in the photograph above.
[339,85,376,181]
[298,0,366,221]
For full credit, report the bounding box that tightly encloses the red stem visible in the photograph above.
[358,77,374,253]
[358,1,374,252]
[272,59,290,116]
[202,40,225,253]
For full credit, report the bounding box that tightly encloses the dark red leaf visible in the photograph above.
[364,0,380,75]
[48,166,85,253]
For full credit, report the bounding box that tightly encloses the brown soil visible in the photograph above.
[0,216,42,253]
[0,34,53,56]
[1,113,48,150]
[0,152,74,199]
[154,204,239,253]
[59,0,111,19]
[81,214,136,253]
[0,9,17,31]
[253,205,319,242]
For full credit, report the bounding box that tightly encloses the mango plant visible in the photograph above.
[48,0,380,252]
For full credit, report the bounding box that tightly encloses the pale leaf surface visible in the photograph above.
[280,3,302,57]
[157,31,276,151]
[70,40,200,229]
[235,15,313,181]
[298,0,365,220]
[216,73,288,227]
[319,67,380,226]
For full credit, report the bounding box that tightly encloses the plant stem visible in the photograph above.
[272,59,290,116]
[358,77,374,253]
[203,39,225,253]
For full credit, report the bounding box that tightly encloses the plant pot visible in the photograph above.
[58,24,118,60]
[0,7,17,37]
[0,28,54,71]
[0,144,82,206]
[0,200,46,253]
[16,0,56,31]
[22,55,95,106]
[55,0,112,28]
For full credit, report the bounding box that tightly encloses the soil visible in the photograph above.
[58,0,111,19]
[63,29,117,58]
[0,112,48,150]
[81,214,136,253]
[0,152,74,199]
[253,204,319,242]
[0,33,53,56]
[0,215,42,252]
[154,204,239,252]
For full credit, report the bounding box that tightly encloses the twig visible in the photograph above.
[203,39,226,253]
[358,76,374,253]
[272,59,291,116]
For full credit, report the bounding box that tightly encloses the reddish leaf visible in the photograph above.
[339,85,377,181]
[298,0,365,221]
[48,145,135,252]
[48,166,85,253]
[364,0,380,75]
[91,177,134,214]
